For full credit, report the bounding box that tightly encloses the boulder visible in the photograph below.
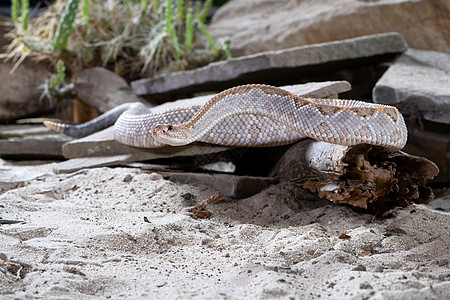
[159,172,277,198]
[75,67,147,113]
[403,125,450,183]
[373,48,450,183]
[373,49,450,124]
[131,33,405,96]
[0,125,71,159]
[0,15,53,123]
[0,60,52,123]
[209,0,450,56]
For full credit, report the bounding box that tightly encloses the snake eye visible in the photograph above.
[167,125,173,130]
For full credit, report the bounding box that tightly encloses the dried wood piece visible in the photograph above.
[188,191,224,218]
[275,140,439,212]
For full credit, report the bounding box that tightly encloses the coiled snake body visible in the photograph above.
[45,84,408,150]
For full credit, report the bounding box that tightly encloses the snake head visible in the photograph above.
[151,124,191,146]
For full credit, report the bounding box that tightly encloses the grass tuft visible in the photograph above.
[3,0,230,82]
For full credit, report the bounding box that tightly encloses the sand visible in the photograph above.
[0,159,449,299]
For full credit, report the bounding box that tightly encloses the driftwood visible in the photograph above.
[274,140,439,211]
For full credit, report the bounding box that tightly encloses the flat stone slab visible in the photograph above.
[160,172,278,198]
[373,48,450,182]
[131,32,406,96]
[373,48,450,124]
[0,159,55,183]
[53,155,138,174]
[55,160,278,198]
[0,60,52,122]
[149,80,351,112]
[55,81,350,173]
[209,0,449,56]
[75,67,148,113]
[402,123,450,183]
[0,126,72,159]
[61,126,231,159]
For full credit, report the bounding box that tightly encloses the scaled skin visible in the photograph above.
[150,84,407,150]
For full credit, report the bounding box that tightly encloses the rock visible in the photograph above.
[373,49,450,124]
[209,0,450,56]
[0,125,71,159]
[54,127,230,173]
[60,126,230,159]
[352,265,367,272]
[427,188,450,212]
[0,158,55,183]
[1,134,65,159]
[281,81,351,99]
[131,33,404,96]
[0,60,52,123]
[0,15,54,123]
[402,124,450,183]
[0,125,56,139]
[75,67,147,113]
[55,160,277,198]
[373,49,450,182]
[149,81,351,112]
[53,155,138,174]
[159,172,278,198]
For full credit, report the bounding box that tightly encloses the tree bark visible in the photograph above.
[274,140,439,212]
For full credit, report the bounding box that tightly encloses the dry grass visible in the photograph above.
[2,0,229,82]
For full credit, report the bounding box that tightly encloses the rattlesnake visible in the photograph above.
[45,84,408,150]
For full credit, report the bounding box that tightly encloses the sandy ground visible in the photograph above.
[0,159,449,299]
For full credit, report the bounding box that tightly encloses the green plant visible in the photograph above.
[152,0,159,11]
[11,0,19,22]
[20,0,29,31]
[176,0,185,23]
[164,0,180,56]
[184,10,193,51]
[44,60,75,105]
[53,0,80,51]
[3,0,231,82]
[141,0,149,11]
[197,21,217,52]
[49,60,66,90]
[142,0,232,74]
[220,39,232,60]
[199,0,212,23]
[81,0,89,24]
